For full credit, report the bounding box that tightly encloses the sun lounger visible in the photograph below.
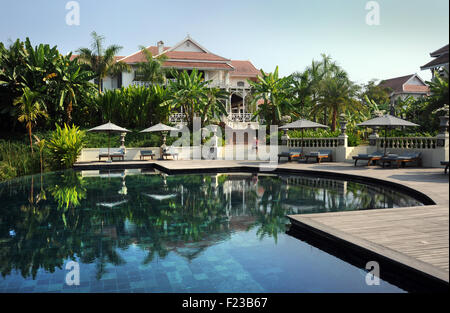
[162,147,179,160]
[278,149,303,162]
[109,148,125,161]
[305,150,332,163]
[98,148,124,161]
[441,161,449,174]
[352,151,384,166]
[381,152,422,168]
[140,150,155,160]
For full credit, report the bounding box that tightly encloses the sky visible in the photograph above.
[0,0,448,84]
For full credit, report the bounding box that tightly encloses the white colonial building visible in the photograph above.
[98,36,262,129]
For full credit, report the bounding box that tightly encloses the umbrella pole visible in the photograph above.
[301,129,304,154]
[384,126,387,156]
[108,131,111,161]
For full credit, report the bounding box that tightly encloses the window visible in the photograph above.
[237,81,245,87]
[134,69,145,81]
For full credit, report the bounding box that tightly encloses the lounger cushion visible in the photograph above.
[318,150,332,156]
[357,154,369,158]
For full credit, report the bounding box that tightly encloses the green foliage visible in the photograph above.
[359,79,391,106]
[95,85,171,129]
[76,31,130,93]
[0,37,96,132]
[0,161,17,181]
[0,140,40,180]
[164,69,228,130]
[47,124,85,169]
[248,66,293,128]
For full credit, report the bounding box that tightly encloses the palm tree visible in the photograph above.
[202,87,228,126]
[76,31,130,93]
[248,66,292,127]
[55,54,96,121]
[135,46,168,84]
[13,87,48,153]
[164,69,209,130]
[313,71,361,131]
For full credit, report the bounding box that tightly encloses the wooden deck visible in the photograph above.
[73,160,449,284]
[288,205,449,283]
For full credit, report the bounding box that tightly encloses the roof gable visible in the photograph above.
[430,44,449,57]
[169,37,207,53]
[379,74,429,94]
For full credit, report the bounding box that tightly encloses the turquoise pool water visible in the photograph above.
[0,169,424,293]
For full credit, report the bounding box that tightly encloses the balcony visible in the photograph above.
[132,81,152,87]
[228,113,254,123]
[169,113,186,123]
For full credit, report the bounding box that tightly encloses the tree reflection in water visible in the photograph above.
[0,170,422,280]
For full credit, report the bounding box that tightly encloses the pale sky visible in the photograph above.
[1,0,448,84]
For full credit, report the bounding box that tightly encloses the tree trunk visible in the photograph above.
[28,124,34,154]
[331,108,337,132]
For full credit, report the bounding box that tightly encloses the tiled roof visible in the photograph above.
[430,44,449,57]
[420,52,449,70]
[119,46,229,64]
[379,75,414,92]
[379,74,429,94]
[230,60,261,77]
[162,61,233,70]
[69,55,124,62]
[118,46,170,63]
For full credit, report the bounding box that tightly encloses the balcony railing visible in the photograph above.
[169,113,186,123]
[132,81,152,87]
[378,137,438,150]
[288,137,341,148]
[228,113,254,122]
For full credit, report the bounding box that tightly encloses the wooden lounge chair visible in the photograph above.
[162,147,179,160]
[278,149,303,162]
[381,152,422,168]
[305,150,332,163]
[99,148,125,161]
[110,148,125,161]
[441,161,449,174]
[140,150,155,160]
[352,151,384,166]
[98,148,110,161]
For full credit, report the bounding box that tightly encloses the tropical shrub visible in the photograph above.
[47,124,85,169]
[0,161,17,181]
[0,140,41,180]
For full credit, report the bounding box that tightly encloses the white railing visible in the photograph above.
[378,137,438,150]
[169,113,186,123]
[287,137,341,148]
[132,81,152,87]
[228,113,254,122]
[207,81,228,89]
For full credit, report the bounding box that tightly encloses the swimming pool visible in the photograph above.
[0,169,425,293]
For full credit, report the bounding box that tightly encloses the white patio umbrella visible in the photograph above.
[140,123,179,159]
[357,114,419,156]
[280,119,329,150]
[88,121,131,161]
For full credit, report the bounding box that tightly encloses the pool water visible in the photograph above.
[0,169,424,293]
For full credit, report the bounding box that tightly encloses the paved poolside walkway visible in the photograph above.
[74,159,449,283]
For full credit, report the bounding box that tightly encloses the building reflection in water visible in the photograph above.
[0,169,422,280]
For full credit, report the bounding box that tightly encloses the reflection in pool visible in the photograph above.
[0,169,424,293]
